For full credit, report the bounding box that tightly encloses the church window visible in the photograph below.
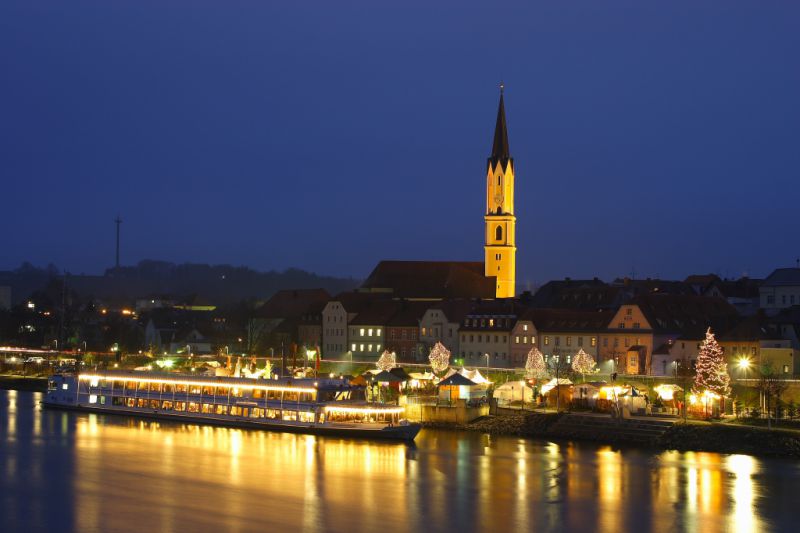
[497,175,502,186]
[495,226,503,240]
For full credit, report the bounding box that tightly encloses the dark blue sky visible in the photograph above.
[2,1,798,286]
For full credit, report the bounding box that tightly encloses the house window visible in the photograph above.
[767,295,775,305]
[578,337,583,347]
[626,308,632,316]
[591,337,597,347]
[351,344,356,352]
[603,338,608,347]
[523,336,528,344]
[555,337,560,346]
[633,323,640,329]
[422,327,427,336]
[618,323,625,329]
[515,336,519,343]
[360,328,365,336]
[489,319,495,327]
[368,328,373,336]
[377,329,381,336]
[544,336,549,346]
[566,336,572,347]
[523,324,528,331]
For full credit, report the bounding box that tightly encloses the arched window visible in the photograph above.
[495,225,503,241]
[497,175,502,186]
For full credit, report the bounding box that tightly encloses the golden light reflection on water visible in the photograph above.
[2,391,794,533]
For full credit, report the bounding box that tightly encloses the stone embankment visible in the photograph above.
[422,412,800,458]
[0,376,47,392]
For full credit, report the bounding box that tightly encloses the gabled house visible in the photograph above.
[418,299,475,360]
[602,294,740,375]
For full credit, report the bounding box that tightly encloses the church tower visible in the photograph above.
[484,86,516,299]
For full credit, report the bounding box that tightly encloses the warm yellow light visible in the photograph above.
[323,406,405,415]
[121,309,132,315]
[738,357,751,370]
[77,373,317,394]
[653,384,678,401]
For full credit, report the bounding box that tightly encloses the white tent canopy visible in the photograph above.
[444,367,491,385]
[494,380,533,403]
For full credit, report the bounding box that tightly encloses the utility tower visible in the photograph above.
[115,216,122,269]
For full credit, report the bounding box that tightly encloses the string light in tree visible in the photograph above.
[693,327,731,398]
[525,347,548,379]
[376,350,397,372]
[571,348,597,377]
[428,342,451,374]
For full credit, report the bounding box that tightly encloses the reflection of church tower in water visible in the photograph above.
[484,85,516,298]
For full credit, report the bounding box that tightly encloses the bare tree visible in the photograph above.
[756,361,788,430]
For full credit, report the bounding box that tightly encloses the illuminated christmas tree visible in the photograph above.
[525,347,548,379]
[571,349,597,379]
[428,342,451,374]
[693,327,731,398]
[376,350,397,372]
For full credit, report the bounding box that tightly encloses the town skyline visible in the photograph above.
[3,1,799,285]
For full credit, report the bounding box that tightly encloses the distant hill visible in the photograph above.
[0,260,359,306]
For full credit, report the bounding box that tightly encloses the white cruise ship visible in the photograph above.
[44,371,420,441]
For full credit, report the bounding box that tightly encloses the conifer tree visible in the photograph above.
[571,348,597,381]
[376,350,397,372]
[525,347,548,379]
[693,327,731,398]
[428,342,450,374]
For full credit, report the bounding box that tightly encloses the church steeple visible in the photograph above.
[484,84,517,299]
[490,85,511,166]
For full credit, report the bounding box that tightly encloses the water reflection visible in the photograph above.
[0,390,796,533]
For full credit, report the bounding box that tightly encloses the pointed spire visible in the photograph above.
[489,83,511,167]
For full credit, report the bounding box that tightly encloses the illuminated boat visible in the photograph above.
[43,371,421,441]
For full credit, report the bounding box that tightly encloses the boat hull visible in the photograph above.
[42,402,421,442]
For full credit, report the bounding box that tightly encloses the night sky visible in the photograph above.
[2,1,798,287]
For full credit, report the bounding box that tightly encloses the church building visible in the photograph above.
[484,86,517,299]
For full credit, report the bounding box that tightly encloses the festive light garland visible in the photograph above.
[428,341,451,374]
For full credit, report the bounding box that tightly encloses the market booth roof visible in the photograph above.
[437,373,477,387]
[373,370,405,383]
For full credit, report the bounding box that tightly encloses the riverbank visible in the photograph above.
[422,412,800,458]
[0,375,47,392]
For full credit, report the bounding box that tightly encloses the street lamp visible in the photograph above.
[485,353,490,374]
[738,357,751,379]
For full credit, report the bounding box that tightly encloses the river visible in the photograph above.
[1,390,797,532]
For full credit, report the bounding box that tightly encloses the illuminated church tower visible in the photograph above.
[484,85,516,299]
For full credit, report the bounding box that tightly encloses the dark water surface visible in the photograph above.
[1,390,797,532]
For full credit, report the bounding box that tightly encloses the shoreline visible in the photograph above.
[0,375,47,392]
[3,378,798,458]
[422,412,800,459]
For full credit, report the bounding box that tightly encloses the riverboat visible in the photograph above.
[43,371,420,441]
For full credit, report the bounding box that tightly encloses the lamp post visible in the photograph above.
[738,357,751,379]
[485,353,490,374]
